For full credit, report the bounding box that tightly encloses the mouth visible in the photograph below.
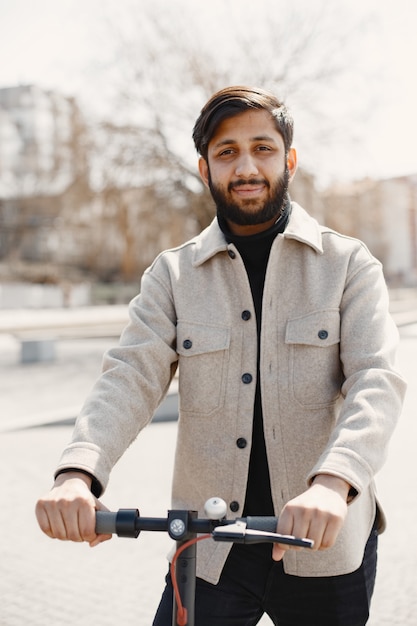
[229,180,268,198]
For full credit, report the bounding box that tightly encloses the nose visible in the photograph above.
[235,153,259,178]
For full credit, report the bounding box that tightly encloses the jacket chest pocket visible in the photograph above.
[285,309,343,408]
[177,321,230,415]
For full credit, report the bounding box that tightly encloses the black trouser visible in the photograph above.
[153,521,378,626]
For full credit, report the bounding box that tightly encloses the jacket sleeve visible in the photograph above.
[55,258,178,492]
[307,251,407,495]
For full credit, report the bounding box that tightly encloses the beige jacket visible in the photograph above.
[57,202,406,583]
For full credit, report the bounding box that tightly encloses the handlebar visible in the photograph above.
[96,500,313,626]
[96,508,314,549]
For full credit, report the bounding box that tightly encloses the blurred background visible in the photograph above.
[0,0,417,304]
[1,1,417,624]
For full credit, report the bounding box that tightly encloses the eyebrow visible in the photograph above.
[212,135,278,149]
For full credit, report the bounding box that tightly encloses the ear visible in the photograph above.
[287,147,298,182]
[198,157,210,188]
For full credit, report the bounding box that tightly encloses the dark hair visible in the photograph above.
[192,86,294,160]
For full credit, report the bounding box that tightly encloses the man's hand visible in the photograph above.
[35,472,112,548]
[273,474,350,561]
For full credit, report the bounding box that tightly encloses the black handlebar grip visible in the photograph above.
[95,511,118,535]
[242,516,279,533]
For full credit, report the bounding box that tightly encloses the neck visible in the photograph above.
[225,215,280,236]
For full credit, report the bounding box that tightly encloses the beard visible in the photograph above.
[208,167,290,226]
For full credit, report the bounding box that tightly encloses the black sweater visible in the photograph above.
[217,200,291,516]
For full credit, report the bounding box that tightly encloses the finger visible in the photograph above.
[284,507,312,550]
[306,509,345,551]
[37,500,75,541]
[77,502,98,543]
[89,533,112,548]
[290,513,312,549]
[95,498,110,513]
[59,506,84,542]
[272,544,287,561]
[318,514,344,550]
[35,503,54,538]
[83,499,112,546]
[48,510,71,540]
[302,513,325,552]
[35,500,51,536]
[273,508,296,561]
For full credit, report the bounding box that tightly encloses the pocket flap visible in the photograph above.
[285,309,340,347]
[177,321,230,356]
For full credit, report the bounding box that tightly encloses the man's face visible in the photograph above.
[199,109,297,235]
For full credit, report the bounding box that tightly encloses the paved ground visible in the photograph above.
[1,320,417,625]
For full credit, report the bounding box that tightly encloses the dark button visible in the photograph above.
[228,249,236,259]
[183,339,193,349]
[318,330,328,340]
[241,310,251,321]
[236,437,247,449]
[229,501,239,512]
[241,373,253,384]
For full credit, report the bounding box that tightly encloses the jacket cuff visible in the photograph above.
[54,468,103,498]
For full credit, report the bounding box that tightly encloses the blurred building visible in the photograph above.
[322,175,417,285]
[0,84,88,269]
[290,168,324,222]
[1,84,416,290]
[0,84,85,194]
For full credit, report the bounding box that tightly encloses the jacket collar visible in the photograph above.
[283,202,323,254]
[192,201,323,267]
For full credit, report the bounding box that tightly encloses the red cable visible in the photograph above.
[170,534,212,626]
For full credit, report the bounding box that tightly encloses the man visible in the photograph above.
[36,86,406,625]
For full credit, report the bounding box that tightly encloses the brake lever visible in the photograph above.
[212,521,314,548]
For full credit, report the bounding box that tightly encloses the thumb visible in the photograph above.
[94,498,110,513]
[272,544,287,562]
